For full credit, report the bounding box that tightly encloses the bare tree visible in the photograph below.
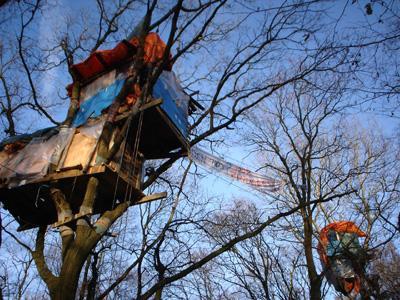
[240,68,399,299]
[1,1,399,299]
[368,242,400,299]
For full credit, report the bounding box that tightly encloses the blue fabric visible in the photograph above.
[72,79,125,127]
[72,72,189,139]
[153,77,188,138]
[326,232,362,257]
[327,240,342,256]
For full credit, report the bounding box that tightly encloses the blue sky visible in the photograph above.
[1,1,399,298]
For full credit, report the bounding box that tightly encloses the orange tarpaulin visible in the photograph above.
[317,221,366,295]
[317,221,366,266]
[343,277,361,295]
[130,32,172,66]
[70,33,172,83]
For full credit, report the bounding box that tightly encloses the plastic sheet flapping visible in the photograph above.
[191,146,281,192]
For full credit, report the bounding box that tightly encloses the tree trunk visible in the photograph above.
[309,278,322,300]
[50,244,92,300]
[303,212,321,300]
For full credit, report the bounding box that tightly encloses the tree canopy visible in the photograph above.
[0,1,399,299]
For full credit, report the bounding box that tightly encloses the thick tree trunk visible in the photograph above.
[49,241,93,299]
[44,202,130,299]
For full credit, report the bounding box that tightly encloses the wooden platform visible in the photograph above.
[0,98,185,230]
[0,165,144,230]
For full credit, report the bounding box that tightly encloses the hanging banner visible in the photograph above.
[191,147,281,192]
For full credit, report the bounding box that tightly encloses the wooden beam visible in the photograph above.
[114,98,163,122]
[52,208,93,228]
[134,192,167,205]
[31,165,106,184]
[140,98,163,111]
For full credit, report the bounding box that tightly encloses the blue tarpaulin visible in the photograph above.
[153,72,189,137]
[72,79,125,127]
[72,71,189,138]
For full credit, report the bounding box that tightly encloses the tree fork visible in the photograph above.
[50,188,74,260]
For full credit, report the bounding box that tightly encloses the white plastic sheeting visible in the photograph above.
[0,128,74,187]
[191,147,281,192]
[0,120,105,188]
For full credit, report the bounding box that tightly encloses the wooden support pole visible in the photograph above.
[63,82,80,127]
[80,177,99,216]
[96,122,114,164]
[50,188,74,261]
[50,188,73,225]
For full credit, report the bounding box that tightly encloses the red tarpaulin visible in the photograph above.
[70,33,172,83]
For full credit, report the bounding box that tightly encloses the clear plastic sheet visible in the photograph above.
[0,120,104,187]
[330,258,356,279]
[50,126,75,165]
[0,128,74,187]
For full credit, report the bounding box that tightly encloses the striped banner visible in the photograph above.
[191,147,281,192]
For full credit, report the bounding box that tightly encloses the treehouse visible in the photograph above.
[0,32,201,231]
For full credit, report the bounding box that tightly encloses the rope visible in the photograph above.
[68,176,78,203]
[34,184,49,208]
[127,110,144,204]
[109,109,144,284]
[121,109,144,204]
[111,115,133,209]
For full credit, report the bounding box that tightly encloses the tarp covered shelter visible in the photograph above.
[317,221,367,296]
[0,32,197,230]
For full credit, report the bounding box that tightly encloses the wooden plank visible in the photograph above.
[58,164,83,172]
[31,165,106,184]
[115,98,163,122]
[140,98,163,111]
[52,208,93,228]
[134,191,167,205]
